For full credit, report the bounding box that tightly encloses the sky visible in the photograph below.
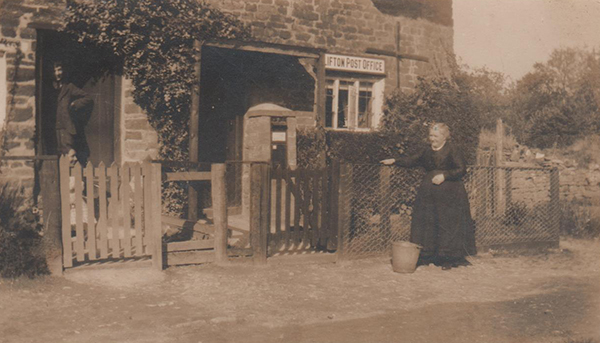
[453,0,600,81]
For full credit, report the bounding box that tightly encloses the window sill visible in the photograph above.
[324,127,373,132]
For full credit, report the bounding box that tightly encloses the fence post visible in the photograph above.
[211,164,228,265]
[379,166,392,243]
[250,163,270,264]
[549,167,560,245]
[495,119,506,214]
[40,158,62,274]
[505,168,512,210]
[336,163,351,262]
[188,40,202,222]
[151,163,164,270]
[59,155,73,269]
[328,161,340,251]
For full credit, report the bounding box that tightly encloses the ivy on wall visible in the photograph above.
[62,0,250,217]
[63,0,250,162]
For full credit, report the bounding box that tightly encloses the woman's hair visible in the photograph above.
[430,122,450,139]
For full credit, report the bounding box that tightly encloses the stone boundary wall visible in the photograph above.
[556,163,600,205]
[510,169,551,208]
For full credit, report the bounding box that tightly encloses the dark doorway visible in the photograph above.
[36,30,120,166]
[198,47,315,163]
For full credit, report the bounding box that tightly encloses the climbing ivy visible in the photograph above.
[62,0,249,217]
[63,0,250,161]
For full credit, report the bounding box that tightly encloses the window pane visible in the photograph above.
[325,89,333,127]
[338,89,348,128]
[358,90,372,128]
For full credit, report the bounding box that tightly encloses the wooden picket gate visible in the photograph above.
[59,156,163,269]
[268,166,334,255]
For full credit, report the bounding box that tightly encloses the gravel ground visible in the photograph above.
[1,238,599,343]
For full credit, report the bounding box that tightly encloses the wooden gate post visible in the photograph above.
[151,163,164,270]
[40,158,63,274]
[59,155,73,268]
[549,167,560,245]
[328,161,340,251]
[188,40,202,221]
[250,163,270,264]
[495,118,506,214]
[336,163,351,262]
[211,164,228,264]
[379,166,392,242]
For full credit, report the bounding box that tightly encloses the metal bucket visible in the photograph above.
[392,241,422,273]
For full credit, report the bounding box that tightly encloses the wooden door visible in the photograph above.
[82,75,116,166]
[37,30,117,166]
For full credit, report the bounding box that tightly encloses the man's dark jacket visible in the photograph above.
[55,83,92,136]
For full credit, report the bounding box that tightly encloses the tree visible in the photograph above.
[508,47,600,148]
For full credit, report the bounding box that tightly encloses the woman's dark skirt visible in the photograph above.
[410,171,477,260]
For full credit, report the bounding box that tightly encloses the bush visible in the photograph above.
[560,200,600,238]
[296,127,327,168]
[380,76,482,164]
[296,127,406,167]
[0,185,48,278]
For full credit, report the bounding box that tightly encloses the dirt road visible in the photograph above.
[1,239,599,343]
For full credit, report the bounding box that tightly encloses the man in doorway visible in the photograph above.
[50,60,93,165]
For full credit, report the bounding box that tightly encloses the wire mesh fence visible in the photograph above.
[338,163,560,260]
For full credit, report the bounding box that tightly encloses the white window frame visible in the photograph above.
[0,50,7,135]
[325,75,384,131]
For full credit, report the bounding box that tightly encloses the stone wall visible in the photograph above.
[120,78,159,163]
[0,0,158,187]
[0,0,454,190]
[205,0,454,93]
[509,169,551,208]
[555,163,600,205]
[0,0,65,188]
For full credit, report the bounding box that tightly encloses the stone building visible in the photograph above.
[0,0,454,193]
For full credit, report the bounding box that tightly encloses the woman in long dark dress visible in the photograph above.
[382,123,476,270]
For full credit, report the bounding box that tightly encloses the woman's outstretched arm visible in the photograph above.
[381,147,425,168]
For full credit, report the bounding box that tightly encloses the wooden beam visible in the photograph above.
[166,240,214,252]
[60,155,73,268]
[316,52,327,127]
[250,163,270,264]
[365,48,430,63]
[189,40,202,221]
[165,171,211,182]
[40,159,62,274]
[0,155,58,160]
[152,163,164,270]
[211,164,228,265]
[161,215,215,236]
[336,163,351,262]
[166,250,215,266]
[204,39,321,58]
[395,22,401,88]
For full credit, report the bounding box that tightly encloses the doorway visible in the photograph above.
[197,46,315,163]
[36,30,120,166]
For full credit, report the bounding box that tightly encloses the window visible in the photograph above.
[325,78,376,130]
